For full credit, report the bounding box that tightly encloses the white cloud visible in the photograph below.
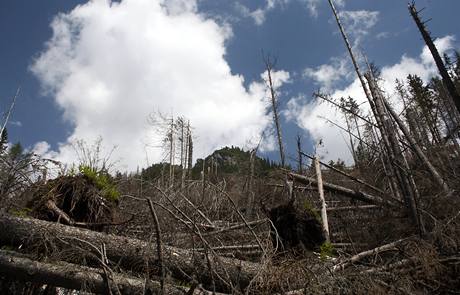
[286,35,457,163]
[235,0,288,26]
[302,8,379,91]
[32,141,51,156]
[421,35,456,66]
[338,10,379,45]
[303,57,349,90]
[162,0,197,15]
[301,0,344,18]
[376,31,390,40]
[31,0,286,171]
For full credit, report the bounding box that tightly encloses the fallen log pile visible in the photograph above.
[0,214,260,293]
[1,209,459,294]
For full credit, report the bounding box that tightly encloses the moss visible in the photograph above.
[78,165,120,202]
[303,199,321,222]
[10,208,32,218]
[320,241,335,260]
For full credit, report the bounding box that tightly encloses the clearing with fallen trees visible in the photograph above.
[1,1,460,294]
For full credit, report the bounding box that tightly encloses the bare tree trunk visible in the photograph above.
[296,135,303,174]
[366,74,425,235]
[0,87,20,139]
[0,250,181,295]
[264,57,285,167]
[314,156,330,242]
[344,115,358,166]
[182,126,188,189]
[409,3,460,114]
[289,172,400,208]
[326,0,374,109]
[169,117,175,187]
[326,0,403,203]
[201,158,206,201]
[406,108,428,148]
[0,215,259,293]
[301,151,385,195]
[247,149,255,218]
[187,124,193,177]
[381,93,450,193]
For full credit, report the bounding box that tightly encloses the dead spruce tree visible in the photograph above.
[409,2,460,114]
[263,54,286,167]
[148,112,193,188]
[327,0,427,234]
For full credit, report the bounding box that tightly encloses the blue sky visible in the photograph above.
[1,0,459,171]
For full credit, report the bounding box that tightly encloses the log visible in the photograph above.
[301,152,385,195]
[333,238,408,271]
[327,205,379,212]
[0,214,259,293]
[314,156,330,242]
[288,172,400,208]
[0,250,184,295]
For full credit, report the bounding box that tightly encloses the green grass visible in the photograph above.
[79,165,120,202]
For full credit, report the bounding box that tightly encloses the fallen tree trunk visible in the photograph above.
[0,214,259,293]
[289,172,401,208]
[0,250,185,295]
[327,205,379,212]
[333,238,408,271]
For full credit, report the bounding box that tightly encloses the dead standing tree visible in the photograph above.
[148,112,193,188]
[263,55,286,167]
[409,2,460,114]
[327,0,426,234]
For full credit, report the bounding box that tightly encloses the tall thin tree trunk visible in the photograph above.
[296,135,303,174]
[381,92,450,193]
[264,58,286,167]
[409,3,460,114]
[314,156,330,242]
[187,126,193,177]
[326,0,401,201]
[169,117,175,187]
[344,115,358,166]
[0,88,20,139]
[366,74,425,234]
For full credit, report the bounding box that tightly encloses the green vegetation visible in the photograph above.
[191,146,281,178]
[303,199,321,222]
[320,241,335,260]
[79,165,120,202]
[10,207,32,218]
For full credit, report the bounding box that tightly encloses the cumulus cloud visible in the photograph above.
[32,141,52,156]
[303,57,349,91]
[31,0,287,171]
[302,8,379,91]
[235,0,288,26]
[286,35,457,163]
[338,10,379,45]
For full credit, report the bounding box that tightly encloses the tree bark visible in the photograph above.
[409,3,460,114]
[381,94,450,193]
[0,250,186,295]
[288,172,400,208]
[0,214,259,293]
[314,157,330,242]
[366,74,425,234]
[264,57,286,167]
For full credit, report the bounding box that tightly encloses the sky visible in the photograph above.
[0,0,459,172]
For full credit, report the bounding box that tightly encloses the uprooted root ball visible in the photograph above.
[25,175,118,230]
